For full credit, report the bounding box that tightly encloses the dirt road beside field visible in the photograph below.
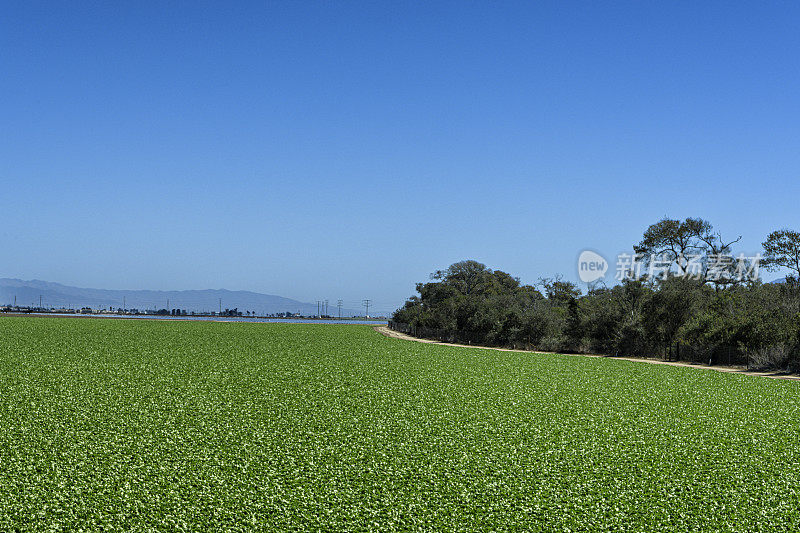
[374,326,800,381]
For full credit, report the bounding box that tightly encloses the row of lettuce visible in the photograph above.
[392,218,800,370]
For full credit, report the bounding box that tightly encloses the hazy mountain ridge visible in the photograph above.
[0,279,363,316]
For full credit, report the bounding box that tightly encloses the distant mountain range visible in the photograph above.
[0,279,367,316]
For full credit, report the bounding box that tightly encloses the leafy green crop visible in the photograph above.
[0,317,799,531]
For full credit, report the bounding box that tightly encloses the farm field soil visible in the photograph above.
[0,316,799,531]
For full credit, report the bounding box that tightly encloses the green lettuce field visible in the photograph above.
[0,316,798,531]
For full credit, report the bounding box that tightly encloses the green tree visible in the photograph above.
[634,217,711,276]
[538,276,581,305]
[634,217,742,286]
[762,229,800,279]
[642,276,707,360]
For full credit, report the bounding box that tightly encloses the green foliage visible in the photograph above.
[395,219,800,368]
[634,217,712,266]
[394,261,553,347]
[633,217,744,286]
[2,316,800,530]
[763,229,800,278]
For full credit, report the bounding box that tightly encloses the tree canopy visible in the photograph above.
[393,220,800,371]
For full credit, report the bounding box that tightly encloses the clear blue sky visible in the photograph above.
[2,2,799,313]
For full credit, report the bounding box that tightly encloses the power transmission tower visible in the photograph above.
[39,295,42,308]
[362,299,371,318]
[324,299,329,317]
[219,298,222,315]
[317,300,320,317]
[337,299,342,319]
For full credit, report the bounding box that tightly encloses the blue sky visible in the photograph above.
[2,1,799,313]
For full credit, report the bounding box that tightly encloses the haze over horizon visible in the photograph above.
[3,2,798,310]
[0,278,375,316]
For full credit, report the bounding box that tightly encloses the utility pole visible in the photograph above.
[337,299,342,319]
[363,299,371,318]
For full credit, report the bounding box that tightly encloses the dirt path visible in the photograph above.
[374,326,800,381]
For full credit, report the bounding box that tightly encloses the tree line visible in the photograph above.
[392,218,800,370]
